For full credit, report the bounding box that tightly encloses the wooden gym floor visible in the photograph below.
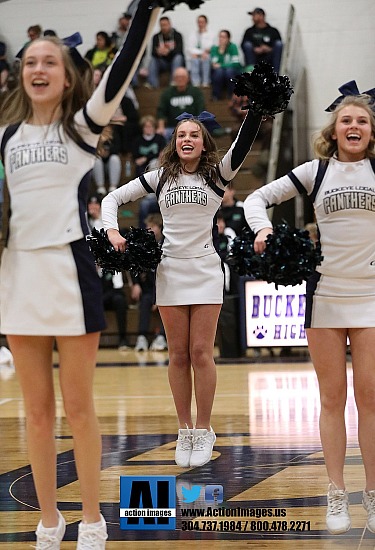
[0,347,374,549]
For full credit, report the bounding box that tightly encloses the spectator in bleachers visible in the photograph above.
[110,93,141,156]
[124,0,139,17]
[215,210,236,263]
[0,42,10,93]
[88,196,130,350]
[15,24,43,60]
[187,14,214,88]
[219,183,247,235]
[112,12,132,49]
[27,24,42,40]
[241,7,283,73]
[215,210,242,358]
[147,16,184,89]
[210,30,242,101]
[156,67,205,141]
[132,213,167,352]
[133,117,164,228]
[92,93,140,195]
[305,221,319,246]
[134,115,165,226]
[43,29,58,37]
[228,93,248,139]
[93,66,106,89]
[215,211,239,299]
[132,115,166,178]
[92,125,123,196]
[85,31,117,70]
[111,10,148,88]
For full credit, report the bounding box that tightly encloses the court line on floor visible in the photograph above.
[0,398,13,406]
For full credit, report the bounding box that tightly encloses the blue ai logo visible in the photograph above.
[205,485,223,504]
[181,485,202,503]
[120,476,176,530]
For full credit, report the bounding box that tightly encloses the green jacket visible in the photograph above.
[210,43,242,69]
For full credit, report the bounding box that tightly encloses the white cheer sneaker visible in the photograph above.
[363,489,375,533]
[190,427,216,468]
[175,427,193,467]
[35,510,66,550]
[326,483,351,534]
[77,513,108,549]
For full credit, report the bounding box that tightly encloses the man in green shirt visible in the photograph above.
[156,67,205,141]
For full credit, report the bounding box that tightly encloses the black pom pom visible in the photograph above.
[86,227,162,276]
[153,0,207,10]
[124,226,163,277]
[226,227,267,279]
[262,222,323,288]
[226,222,323,288]
[231,61,293,117]
[86,228,130,274]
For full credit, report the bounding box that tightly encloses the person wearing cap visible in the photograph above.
[241,7,283,73]
[112,12,132,49]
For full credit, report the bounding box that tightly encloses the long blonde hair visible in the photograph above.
[0,37,93,145]
[313,95,375,159]
[158,119,220,189]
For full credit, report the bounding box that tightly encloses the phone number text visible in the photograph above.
[181,520,311,532]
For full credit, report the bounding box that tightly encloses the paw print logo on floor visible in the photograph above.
[253,325,267,339]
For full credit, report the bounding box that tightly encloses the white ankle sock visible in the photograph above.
[40,523,60,535]
[81,518,103,530]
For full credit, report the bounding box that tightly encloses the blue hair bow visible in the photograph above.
[325,80,375,112]
[62,32,82,49]
[175,111,221,133]
[62,32,87,70]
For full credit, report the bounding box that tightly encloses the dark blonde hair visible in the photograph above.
[140,114,157,129]
[145,212,163,229]
[313,95,375,159]
[159,119,220,189]
[0,36,93,145]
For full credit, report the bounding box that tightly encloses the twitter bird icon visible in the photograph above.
[181,485,202,503]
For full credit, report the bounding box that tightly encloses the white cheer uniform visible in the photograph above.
[102,111,261,305]
[0,0,159,335]
[244,157,375,327]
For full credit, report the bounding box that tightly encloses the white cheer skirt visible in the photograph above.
[0,239,106,336]
[156,253,224,306]
[305,271,375,328]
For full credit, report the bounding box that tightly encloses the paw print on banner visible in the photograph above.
[253,325,267,339]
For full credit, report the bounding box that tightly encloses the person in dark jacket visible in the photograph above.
[241,7,283,73]
[147,16,184,88]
